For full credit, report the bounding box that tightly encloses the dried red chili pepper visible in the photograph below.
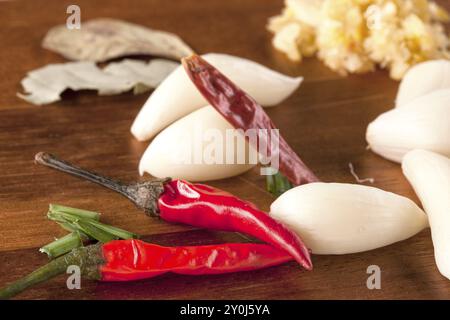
[181,54,319,186]
[0,239,292,299]
[34,152,313,270]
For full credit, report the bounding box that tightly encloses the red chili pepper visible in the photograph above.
[0,239,292,298]
[158,179,312,270]
[34,153,313,270]
[182,54,320,186]
[101,239,292,281]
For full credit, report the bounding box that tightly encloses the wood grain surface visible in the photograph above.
[0,0,449,300]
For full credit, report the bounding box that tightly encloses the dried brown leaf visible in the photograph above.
[18,59,178,105]
[42,18,194,62]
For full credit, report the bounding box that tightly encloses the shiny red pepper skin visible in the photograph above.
[157,179,313,270]
[100,239,292,281]
[182,54,319,186]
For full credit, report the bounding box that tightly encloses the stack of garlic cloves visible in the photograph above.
[132,53,303,181]
[364,59,450,279]
[366,60,450,163]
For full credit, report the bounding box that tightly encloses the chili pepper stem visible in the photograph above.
[46,210,139,245]
[35,152,128,198]
[0,244,103,299]
[266,171,293,197]
[39,232,85,258]
[0,256,68,299]
[35,152,169,216]
[49,204,101,220]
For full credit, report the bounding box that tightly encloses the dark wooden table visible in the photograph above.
[0,0,449,300]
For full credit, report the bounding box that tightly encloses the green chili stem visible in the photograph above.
[47,211,78,224]
[266,170,293,197]
[39,232,85,258]
[0,244,103,300]
[73,220,117,243]
[55,222,90,242]
[49,204,100,220]
[0,256,68,299]
[48,210,138,243]
[57,221,77,233]
[266,173,276,195]
[88,220,139,240]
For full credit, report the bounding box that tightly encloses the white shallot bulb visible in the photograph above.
[366,89,450,163]
[402,149,450,280]
[131,53,303,141]
[270,182,428,255]
[396,59,450,107]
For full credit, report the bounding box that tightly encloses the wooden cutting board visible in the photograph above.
[0,0,449,299]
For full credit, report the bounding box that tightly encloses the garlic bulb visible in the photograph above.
[270,183,428,255]
[402,149,450,280]
[396,60,450,107]
[131,53,303,141]
[139,105,256,181]
[366,89,450,163]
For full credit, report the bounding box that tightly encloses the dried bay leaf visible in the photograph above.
[103,59,179,92]
[42,18,194,62]
[18,59,178,105]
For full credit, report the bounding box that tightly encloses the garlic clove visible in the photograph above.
[139,105,256,182]
[396,59,450,107]
[402,149,450,280]
[131,53,303,141]
[269,182,428,255]
[366,89,450,163]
